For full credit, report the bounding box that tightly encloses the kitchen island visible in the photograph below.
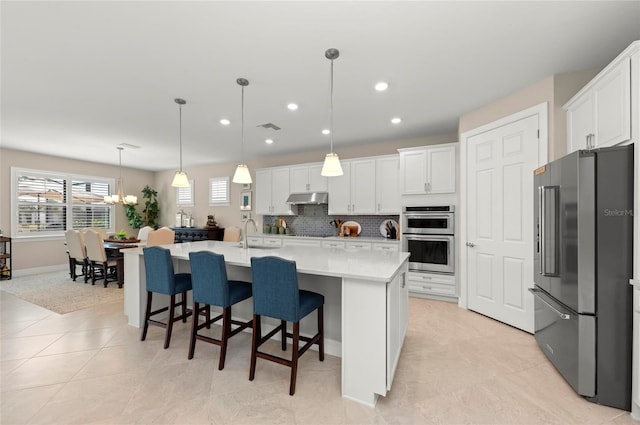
[123,240,409,406]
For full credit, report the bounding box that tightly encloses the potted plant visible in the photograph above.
[124,185,160,229]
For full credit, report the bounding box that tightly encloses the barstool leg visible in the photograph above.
[249,314,260,381]
[181,291,188,322]
[164,294,176,349]
[281,320,287,351]
[290,322,300,396]
[219,307,231,370]
[188,302,200,359]
[318,306,324,361]
[141,292,153,341]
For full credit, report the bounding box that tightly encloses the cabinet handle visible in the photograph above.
[378,203,381,211]
[422,275,432,280]
[427,182,431,192]
[422,285,433,290]
[424,183,427,192]
[306,183,310,191]
[352,204,355,212]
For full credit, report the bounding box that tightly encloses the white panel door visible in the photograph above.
[467,114,538,333]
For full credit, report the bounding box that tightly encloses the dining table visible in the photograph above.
[103,239,140,287]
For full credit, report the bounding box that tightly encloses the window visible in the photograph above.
[176,180,194,207]
[209,176,230,206]
[13,168,113,238]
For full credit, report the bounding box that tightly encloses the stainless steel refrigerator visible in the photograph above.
[531,145,634,411]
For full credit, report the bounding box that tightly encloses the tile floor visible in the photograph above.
[1,291,637,425]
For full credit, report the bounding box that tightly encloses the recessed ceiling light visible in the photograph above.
[287,103,298,111]
[265,139,274,145]
[322,129,330,135]
[220,119,230,126]
[375,82,389,91]
[391,117,402,124]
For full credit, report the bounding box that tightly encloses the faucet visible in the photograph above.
[242,218,257,249]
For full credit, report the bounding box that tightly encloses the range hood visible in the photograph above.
[285,192,328,204]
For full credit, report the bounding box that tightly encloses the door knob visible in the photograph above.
[466,242,476,247]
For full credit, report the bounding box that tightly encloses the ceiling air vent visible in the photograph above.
[257,123,281,131]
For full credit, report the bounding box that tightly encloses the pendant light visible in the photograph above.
[321,48,343,177]
[232,78,252,184]
[171,98,190,187]
[104,147,138,205]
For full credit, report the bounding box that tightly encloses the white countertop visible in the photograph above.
[254,233,400,244]
[125,240,408,282]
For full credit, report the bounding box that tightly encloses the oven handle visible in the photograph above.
[403,213,453,220]
[529,288,571,320]
[403,234,454,241]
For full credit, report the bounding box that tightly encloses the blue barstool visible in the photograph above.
[188,251,253,370]
[249,256,324,395]
[141,246,192,349]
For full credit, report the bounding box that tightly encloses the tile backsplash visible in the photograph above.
[264,204,399,238]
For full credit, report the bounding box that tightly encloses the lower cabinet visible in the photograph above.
[322,240,345,249]
[345,241,372,250]
[373,243,399,253]
[386,267,408,390]
[282,238,321,248]
[407,272,457,300]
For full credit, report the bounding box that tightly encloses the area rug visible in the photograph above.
[0,270,123,314]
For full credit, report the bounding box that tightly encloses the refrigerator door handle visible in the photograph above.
[539,185,559,276]
[529,288,571,320]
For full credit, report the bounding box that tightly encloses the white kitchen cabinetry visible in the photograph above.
[289,163,327,193]
[322,240,345,249]
[375,156,400,214]
[328,159,376,215]
[386,269,408,390]
[345,241,372,251]
[398,144,456,195]
[282,238,321,248]
[262,237,283,247]
[407,272,456,300]
[246,236,263,246]
[565,42,638,153]
[373,243,399,253]
[255,167,295,215]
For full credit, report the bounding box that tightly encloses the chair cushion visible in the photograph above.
[174,273,193,293]
[297,290,324,321]
[227,280,252,306]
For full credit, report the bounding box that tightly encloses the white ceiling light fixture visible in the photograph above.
[375,82,389,91]
[104,147,138,205]
[232,78,252,184]
[171,98,190,188]
[265,138,274,145]
[322,129,330,135]
[220,119,230,126]
[391,117,402,124]
[321,48,343,177]
[287,103,298,111]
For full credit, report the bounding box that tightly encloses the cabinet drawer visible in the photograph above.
[408,281,456,297]
[345,241,372,250]
[322,240,345,249]
[373,243,399,253]
[247,237,263,246]
[263,237,282,246]
[408,272,455,286]
[283,239,320,247]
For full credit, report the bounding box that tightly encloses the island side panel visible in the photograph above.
[341,276,387,407]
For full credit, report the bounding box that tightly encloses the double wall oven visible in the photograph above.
[401,206,454,274]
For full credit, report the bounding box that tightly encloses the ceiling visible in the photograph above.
[2,1,639,172]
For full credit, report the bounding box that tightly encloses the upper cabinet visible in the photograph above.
[565,41,639,153]
[328,159,376,215]
[289,163,327,193]
[398,144,456,195]
[255,167,296,215]
[327,155,400,215]
[375,155,401,214]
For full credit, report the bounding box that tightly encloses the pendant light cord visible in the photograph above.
[241,84,245,164]
[179,103,183,172]
[329,58,334,154]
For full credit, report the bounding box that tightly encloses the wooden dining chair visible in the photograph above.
[64,229,88,282]
[84,229,118,287]
[223,226,241,242]
[147,227,175,246]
